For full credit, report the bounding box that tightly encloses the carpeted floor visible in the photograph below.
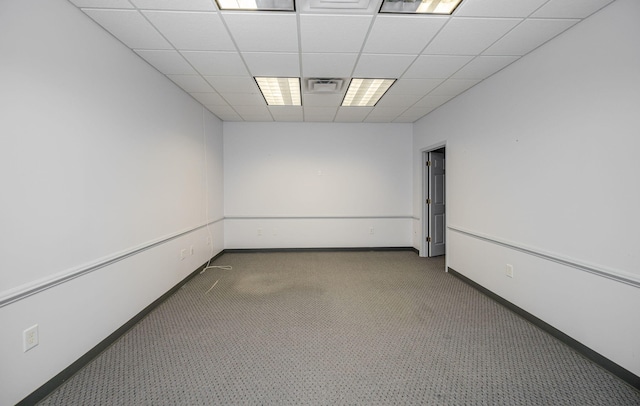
[38,251,640,405]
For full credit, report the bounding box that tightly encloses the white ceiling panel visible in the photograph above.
[204,76,259,93]
[70,0,134,8]
[69,0,608,123]
[222,13,298,52]
[385,79,444,95]
[484,19,579,56]
[300,15,373,53]
[455,0,548,17]
[142,11,235,51]
[352,54,416,78]
[82,9,172,49]
[220,92,266,106]
[181,51,248,76]
[423,17,521,55]
[303,107,338,121]
[269,106,304,121]
[428,79,480,97]
[301,53,359,78]
[532,0,614,19]
[362,15,448,54]
[190,92,227,106]
[404,55,474,79]
[243,53,300,77]
[303,94,345,107]
[451,55,520,79]
[166,74,215,92]
[375,93,424,108]
[135,50,197,74]
[334,107,373,122]
[131,0,217,11]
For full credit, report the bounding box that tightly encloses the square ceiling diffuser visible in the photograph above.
[255,77,301,106]
[215,0,295,11]
[342,78,396,107]
[380,0,463,14]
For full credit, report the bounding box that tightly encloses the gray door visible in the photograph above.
[427,151,446,257]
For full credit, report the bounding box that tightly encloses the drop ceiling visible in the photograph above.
[68,0,614,123]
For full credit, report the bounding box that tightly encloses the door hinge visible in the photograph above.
[426,198,431,205]
[426,161,431,167]
[426,237,431,242]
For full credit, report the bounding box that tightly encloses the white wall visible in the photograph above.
[0,1,224,404]
[224,122,413,248]
[413,0,640,376]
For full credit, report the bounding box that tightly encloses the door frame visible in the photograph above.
[421,143,446,258]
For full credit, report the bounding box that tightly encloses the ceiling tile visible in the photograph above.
[303,107,338,121]
[181,51,248,76]
[397,106,437,119]
[484,19,579,56]
[242,52,300,77]
[301,53,358,78]
[300,15,373,53]
[269,106,304,121]
[166,74,215,92]
[403,55,474,79]
[142,11,235,51]
[207,105,242,120]
[423,17,521,55]
[375,93,424,108]
[334,107,373,122]
[413,94,456,108]
[131,0,217,11]
[204,76,259,93]
[451,55,520,79]
[455,0,548,17]
[303,94,345,107]
[134,50,197,74]
[82,9,172,49]
[366,106,407,118]
[352,54,416,78]
[362,15,448,54]
[189,92,227,106]
[385,79,444,95]
[532,0,614,18]
[220,93,266,106]
[222,13,298,52]
[235,105,270,115]
[70,0,134,8]
[428,79,480,96]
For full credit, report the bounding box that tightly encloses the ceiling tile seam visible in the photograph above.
[217,12,274,122]
[295,9,308,122]
[395,14,453,79]
[349,13,383,123]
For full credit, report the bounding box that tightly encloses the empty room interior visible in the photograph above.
[1,0,639,404]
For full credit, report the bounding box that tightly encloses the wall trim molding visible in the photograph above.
[448,225,640,288]
[447,267,640,391]
[226,215,413,220]
[0,218,225,308]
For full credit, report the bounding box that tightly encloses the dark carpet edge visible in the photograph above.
[447,266,640,392]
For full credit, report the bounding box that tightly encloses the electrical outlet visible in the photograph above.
[369,227,375,235]
[180,249,187,260]
[257,228,263,236]
[190,245,194,256]
[506,264,514,278]
[23,325,39,352]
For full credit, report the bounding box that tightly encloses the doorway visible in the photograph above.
[422,147,446,257]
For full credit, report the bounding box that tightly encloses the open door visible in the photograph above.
[426,149,446,257]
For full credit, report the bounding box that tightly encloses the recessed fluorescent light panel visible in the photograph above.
[380,0,463,14]
[255,77,301,106]
[342,78,396,107]
[215,0,294,11]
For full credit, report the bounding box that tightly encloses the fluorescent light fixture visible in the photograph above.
[342,78,396,107]
[255,77,301,106]
[380,0,463,14]
[215,0,294,11]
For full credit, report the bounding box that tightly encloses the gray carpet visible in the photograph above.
[39,251,640,405]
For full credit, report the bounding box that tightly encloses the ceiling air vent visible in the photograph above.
[305,78,346,94]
